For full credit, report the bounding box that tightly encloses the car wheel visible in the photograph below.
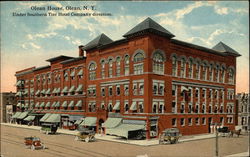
[85,137,90,143]
[31,145,35,150]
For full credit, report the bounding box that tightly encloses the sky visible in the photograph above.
[0,1,249,93]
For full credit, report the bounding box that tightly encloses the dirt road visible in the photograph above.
[1,125,249,157]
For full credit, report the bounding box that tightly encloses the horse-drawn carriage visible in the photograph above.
[218,127,241,137]
[159,128,181,144]
[74,129,96,142]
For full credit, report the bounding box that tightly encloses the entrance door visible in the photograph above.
[208,117,212,133]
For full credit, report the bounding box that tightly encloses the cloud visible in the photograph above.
[30,43,41,49]
[175,1,205,19]
[214,6,229,15]
[27,32,57,40]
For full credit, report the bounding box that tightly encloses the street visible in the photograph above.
[1,125,249,157]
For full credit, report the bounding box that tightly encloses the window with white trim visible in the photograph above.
[188,118,192,126]
[172,118,177,126]
[116,57,121,76]
[180,118,185,126]
[172,101,176,113]
[89,62,96,80]
[153,51,164,74]
[195,118,200,125]
[101,60,105,79]
[108,58,113,78]
[180,58,186,78]
[201,64,207,81]
[202,117,206,125]
[87,87,96,97]
[116,85,121,96]
[134,63,143,74]
[124,101,129,112]
[101,87,105,97]
[153,80,164,96]
[209,64,213,81]
[124,55,130,76]
[228,68,234,84]
[124,84,129,96]
[187,60,193,78]
[109,86,113,96]
[195,63,200,80]
[172,56,177,76]
[133,52,144,75]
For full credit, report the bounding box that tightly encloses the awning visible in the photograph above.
[69,115,83,121]
[16,80,21,86]
[80,117,96,126]
[70,70,75,77]
[45,114,61,123]
[23,90,28,95]
[51,102,57,107]
[46,88,51,95]
[55,101,60,107]
[56,88,61,94]
[75,100,82,107]
[64,72,68,77]
[75,84,83,92]
[102,118,122,128]
[52,88,57,94]
[130,102,137,111]
[40,102,45,108]
[11,112,22,118]
[68,86,75,93]
[40,113,52,122]
[113,102,120,110]
[62,86,68,93]
[106,124,145,138]
[30,89,34,95]
[45,102,51,107]
[77,69,83,76]
[68,101,74,107]
[35,90,40,96]
[62,101,68,107]
[17,102,21,107]
[24,116,35,121]
[16,111,29,119]
[74,119,83,125]
[35,102,40,108]
[15,92,21,97]
[40,89,46,94]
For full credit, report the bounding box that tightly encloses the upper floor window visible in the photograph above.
[133,51,144,75]
[228,68,234,84]
[89,62,96,80]
[172,56,177,76]
[187,59,193,78]
[220,66,225,83]
[108,58,113,78]
[180,58,186,78]
[153,51,164,75]
[201,64,207,81]
[124,84,129,96]
[116,57,121,76]
[70,69,75,80]
[47,73,51,84]
[209,64,213,81]
[214,65,220,82]
[64,70,68,81]
[124,55,130,76]
[134,52,144,62]
[195,63,200,80]
[101,60,105,79]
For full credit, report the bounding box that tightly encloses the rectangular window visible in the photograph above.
[172,118,177,126]
[202,117,206,125]
[139,83,144,95]
[116,86,120,96]
[153,83,158,95]
[125,66,129,76]
[134,64,143,75]
[172,85,176,96]
[101,87,105,97]
[124,84,129,96]
[172,101,176,113]
[188,118,192,126]
[101,71,105,79]
[195,118,200,125]
[180,118,185,126]
[180,104,185,113]
[133,83,137,95]
[116,67,121,76]
[159,84,164,96]
[109,86,112,96]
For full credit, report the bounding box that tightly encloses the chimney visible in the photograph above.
[78,45,84,57]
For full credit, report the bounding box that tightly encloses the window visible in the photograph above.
[172,85,176,96]
[139,83,144,95]
[188,118,192,126]
[134,52,144,62]
[180,58,186,78]
[214,69,219,82]
[133,52,144,75]
[172,56,177,76]
[201,64,207,80]
[208,105,212,113]
[124,101,129,112]
[109,86,113,96]
[134,63,143,74]
[202,118,206,125]
[108,58,113,78]
[202,104,206,113]
[153,83,158,95]
[202,89,206,98]
[228,68,234,84]
[47,73,51,84]
[220,68,225,83]
[101,60,105,79]
[89,62,96,80]
[124,84,129,96]
[138,102,144,113]
[159,84,164,96]
[153,103,157,113]
[124,55,130,76]
[153,51,164,74]
[180,118,185,126]
[116,57,121,76]
[133,83,137,95]
[195,63,200,79]
[87,87,96,97]
[159,102,164,113]
[172,118,177,126]
[188,103,192,113]
[153,81,164,96]
[195,118,200,125]
[101,87,105,97]
[209,64,213,81]
[195,89,199,98]
[180,103,185,113]
[187,60,193,78]
[116,86,120,96]
[172,101,176,113]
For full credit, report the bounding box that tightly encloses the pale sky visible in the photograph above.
[0,1,249,93]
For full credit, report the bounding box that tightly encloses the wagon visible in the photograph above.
[74,129,95,142]
[24,137,45,150]
[40,123,58,135]
[218,127,230,137]
[159,128,180,144]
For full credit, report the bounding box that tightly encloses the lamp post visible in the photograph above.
[212,122,221,157]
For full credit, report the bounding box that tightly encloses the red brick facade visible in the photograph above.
[15,18,240,139]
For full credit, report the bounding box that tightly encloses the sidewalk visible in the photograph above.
[224,151,249,157]
[1,123,216,146]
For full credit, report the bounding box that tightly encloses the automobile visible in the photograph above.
[159,128,181,144]
[40,123,58,135]
[24,137,45,150]
[74,129,96,142]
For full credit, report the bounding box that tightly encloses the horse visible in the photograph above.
[229,129,241,137]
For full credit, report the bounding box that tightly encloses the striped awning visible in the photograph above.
[35,90,40,96]
[15,80,21,86]
[77,69,83,76]
[51,102,57,107]
[75,84,83,92]
[40,113,52,122]
[56,88,61,94]
[62,101,68,107]
[40,102,45,108]
[45,102,51,107]
[55,101,60,107]
[15,92,22,97]
[52,88,57,94]
[113,102,120,110]
[75,100,82,107]
[16,112,29,119]
[45,114,61,123]
[130,102,137,111]
[24,116,35,121]
[11,112,22,118]
[106,124,145,138]
[102,118,122,128]
[62,86,68,93]
[35,102,40,108]
[68,86,75,93]
[68,101,74,107]
[80,117,96,126]
[46,88,51,95]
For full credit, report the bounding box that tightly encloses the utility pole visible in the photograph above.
[215,124,218,157]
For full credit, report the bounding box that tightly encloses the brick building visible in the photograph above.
[14,17,240,139]
[236,93,250,132]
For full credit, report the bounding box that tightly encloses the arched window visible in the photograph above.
[63,70,68,81]
[116,57,121,76]
[172,56,177,76]
[100,60,105,79]
[195,62,200,80]
[209,64,214,81]
[201,62,207,81]
[108,58,113,78]
[180,58,186,78]
[89,62,96,80]
[124,55,130,76]
[228,68,234,84]
[187,59,193,78]
[133,51,144,75]
[220,66,226,83]
[214,65,220,82]
[153,51,164,74]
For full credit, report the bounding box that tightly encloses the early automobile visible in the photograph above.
[159,128,181,144]
[74,129,95,142]
[40,123,58,135]
[24,137,45,150]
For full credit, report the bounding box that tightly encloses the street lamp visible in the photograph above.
[211,122,221,157]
